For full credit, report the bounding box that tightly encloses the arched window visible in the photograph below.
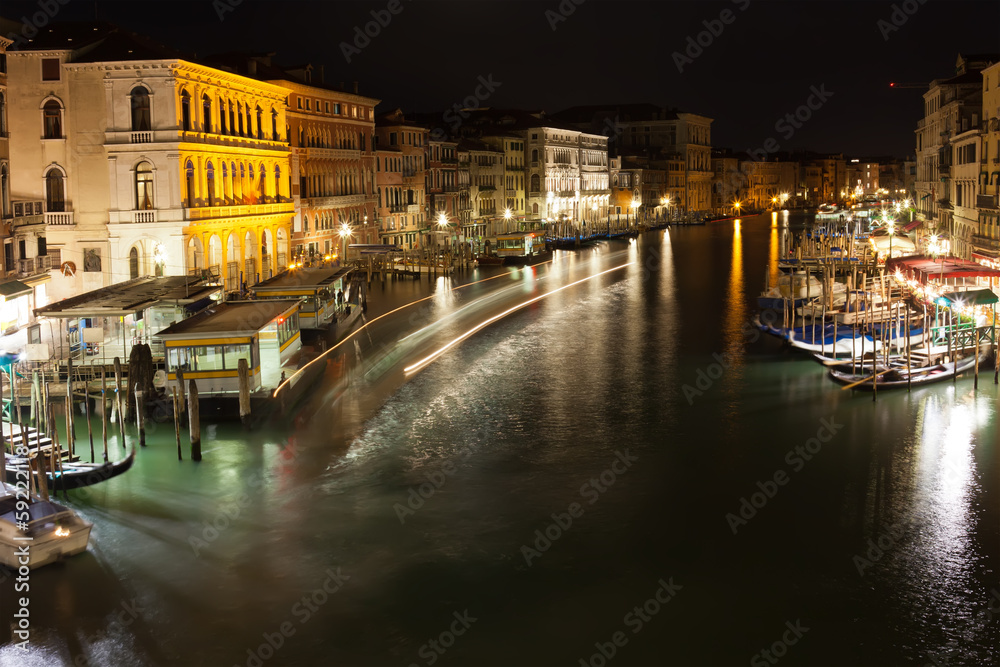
[0,92,7,136]
[248,164,255,204]
[206,162,216,207]
[297,127,304,147]
[135,161,154,210]
[245,104,252,137]
[130,87,150,131]
[274,165,281,200]
[218,97,227,134]
[180,92,191,131]
[531,149,538,163]
[222,163,229,201]
[185,160,195,207]
[229,101,236,135]
[202,95,212,133]
[43,100,62,139]
[129,246,139,279]
[271,109,279,141]
[45,168,65,211]
[530,174,540,193]
[237,102,244,135]
[256,106,263,139]
[303,215,309,233]
[231,161,238,200]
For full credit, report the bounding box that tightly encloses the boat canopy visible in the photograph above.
[939,289,999,306]
[886,255,1000,285]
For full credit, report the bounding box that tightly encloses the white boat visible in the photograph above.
[815,204,846,219]
[0,483,93,569]
[778,272,824,299]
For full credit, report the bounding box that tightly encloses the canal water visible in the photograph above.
[2,213,999,666]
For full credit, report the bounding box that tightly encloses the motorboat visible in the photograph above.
[0,483,93,569]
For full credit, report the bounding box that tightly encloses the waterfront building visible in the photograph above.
[464,138,504,240]
[425,136,461,233]
[739,160,799,210]
[915,53,996,237]
[481,134,527,225]
[846,159,880,198]
[7,24,294,300]
[975,60,1000,265]
[0,33,49,340]
[524,124,609,235]
[375,109,427,249]
[551,104,712,214]
[711,152,742,213]
[951,129,980,259]
[268,69,379,259]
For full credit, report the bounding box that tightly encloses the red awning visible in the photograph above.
[886,254,1000,285]
[902,220,922,232]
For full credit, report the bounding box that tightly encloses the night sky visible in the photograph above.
[4,0,998,157]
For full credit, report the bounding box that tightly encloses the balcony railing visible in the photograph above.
[11,200,44,227]
[185,201,294,221]
[130,131,153,143]
[45,211,75,225]
[388,204,406,213]
[978,194,999,210]
[972,234,1000,251]
[18,255,51,276]
[133,210,156,223]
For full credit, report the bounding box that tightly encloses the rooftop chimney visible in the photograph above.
[353,81,359,94]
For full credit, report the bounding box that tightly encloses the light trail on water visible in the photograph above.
[403,262,633,373]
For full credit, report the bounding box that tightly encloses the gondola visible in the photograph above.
[4,446,136,491]
[828,352,986,390]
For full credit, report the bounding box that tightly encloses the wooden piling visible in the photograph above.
[66,356,76,455]
[974,329,980,389]
[238,358,251,426]
[177,368,187,426]
[172,386,182,461]
[135,389,146,447]
[114,357,125,452]
[35,452,49,502]
[188,379,201,462]
[101,370,108,462]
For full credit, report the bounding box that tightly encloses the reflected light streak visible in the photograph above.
[404,262,633,373]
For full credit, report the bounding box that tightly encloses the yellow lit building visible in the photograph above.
[7,24,293,301]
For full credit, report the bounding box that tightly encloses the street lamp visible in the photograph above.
[338,223,352,265]
[887,219,895,259]
[504,208,512,232]
[630,199,639,226]
[733,200,742,217]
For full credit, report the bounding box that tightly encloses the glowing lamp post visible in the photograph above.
[734,201,742,218]
[630,199,640,227]
[338,224,352,265]
[504,208,512,233]
[886,219,895,259]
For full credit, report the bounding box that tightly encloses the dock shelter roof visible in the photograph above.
[940,289,999,306]
[886,255,1000,285]
[154,300,300,340]
[253,267,351,294]
[34,276,221,318]
[0,280,32,299]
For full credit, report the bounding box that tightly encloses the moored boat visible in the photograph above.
[0,484,93,569]
[828,350,988,389]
